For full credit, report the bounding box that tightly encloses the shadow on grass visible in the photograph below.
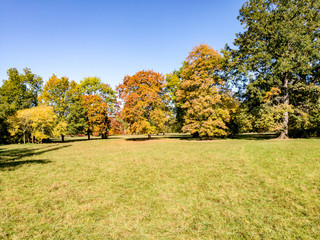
[0,159,51,170]
[0,144,70,170]
[229,133,279,140]
[124,133,279,141]
[49,137,104,143]
[124,134,193,141]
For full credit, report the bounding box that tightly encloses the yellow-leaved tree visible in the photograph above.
[176,44,236,138]
[8,105,57,143]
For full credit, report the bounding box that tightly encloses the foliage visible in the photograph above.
[165,70,185,132]
[79,77,117,109]
[67,92,88,136]
[52,121,68,139]
[224,0,320,138]
[75,77,118,139]
[39,74,78,141]
[177,44,236,138]
[40,74,77,119]
[7,106,57,143]
[117,70,169,137]
[0,68,43,143]
[82,95,110,139]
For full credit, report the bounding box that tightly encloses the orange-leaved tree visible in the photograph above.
[82,95,110,139]
[117,70,168,139]
[78,77,117,139]
[176,44,236,138]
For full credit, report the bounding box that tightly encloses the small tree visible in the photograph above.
[8,106,57,143]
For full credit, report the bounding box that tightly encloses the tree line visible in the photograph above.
[1,0,319,143]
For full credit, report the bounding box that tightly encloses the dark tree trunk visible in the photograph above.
[87,131,90,140]
[279,73,289,139]
[163,132,165,135]
[148,134,151,139]
[61,134,65,143]
[192,132,199,138]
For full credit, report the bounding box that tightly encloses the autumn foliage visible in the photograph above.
[117,70,168,138]
[177,44,236,138]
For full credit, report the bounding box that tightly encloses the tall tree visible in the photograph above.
[78,77,117,139]
[117,70,168,139]
[0,68,42,143]
[39,74,77,142]
[224,0,320,138]
[176,44,235,138]
[165,70,185,132]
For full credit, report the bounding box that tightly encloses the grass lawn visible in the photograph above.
[1,135,320,239]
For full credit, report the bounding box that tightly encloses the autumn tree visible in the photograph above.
[176,44,236,138]
[224,0,320,138]
[82,95,110,139]
[8,106,57,143]
[39,74,77,142]
[0,68,43,143]
[77,77,117,139]
[117,70,168,139]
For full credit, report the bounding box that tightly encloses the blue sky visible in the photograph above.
[0,0,246,88]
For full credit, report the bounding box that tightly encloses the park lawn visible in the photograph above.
[0,136,320,239]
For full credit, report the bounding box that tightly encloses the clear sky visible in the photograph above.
[0,0,246,88]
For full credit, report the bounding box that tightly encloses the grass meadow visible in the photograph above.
[1,135,320,239]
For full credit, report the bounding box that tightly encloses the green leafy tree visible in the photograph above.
[67,89,88,137]
[224,0,320,138]
[39,74,77,142]
[177,44,236,138]
[0,68,43,143]
[165,70,185,132]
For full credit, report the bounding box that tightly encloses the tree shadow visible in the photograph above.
[124,134,193,141]
[124,133,279,141]
[49,137,103,143]
[0,144,70,170]
[0,159,51,170]
[229,133,279,140]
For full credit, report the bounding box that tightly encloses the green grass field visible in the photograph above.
[1,135,320,239]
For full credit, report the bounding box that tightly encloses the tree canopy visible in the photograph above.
[224,0,320,138]
[117,70,168,138]
[177,44,236,138]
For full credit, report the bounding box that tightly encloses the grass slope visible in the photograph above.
[1,136,320,239]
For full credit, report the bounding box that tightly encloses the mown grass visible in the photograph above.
[1,135,320,239]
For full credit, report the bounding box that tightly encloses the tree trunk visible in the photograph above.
[148,134,151,139]
[87,131,91,140]
[61,134,65,143]
[279,73,289,139]
[23,133,26,144]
